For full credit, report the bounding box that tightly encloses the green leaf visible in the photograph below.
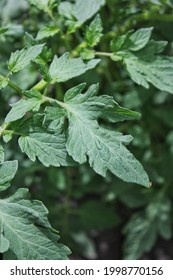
[0,217,10,253]
[19,132,70,167]
[73,0,105,23]
[123,49,173,93]
[5,98,43,123]
[28,0,49,12]
[48,0,58,9]
[17,115,72,167]
[8,44,44,73]
[71,232,97,259]
[87,93,141,122]
[0,146,4,164]
[111,35,126,53]
[80,49,95,60]
[36,25,59,40]
[123,196,172,259]
[0,188,71,259]
[111,28,173,93]
[0,231,10,254]
[49,53,100,83]
[85,15,103,47]
[2,132,13,144]
[102,103,141,122]
[64,83,140,122]
[59,0,105,24]
[111,28,153,52]
[44,106,66,130]
[58,2,73,20]
[64,83,86,102]
[0,27,8,35]
[62,84,149,186]
[0,75,8,90]
[129,27,153,51]
[123,212,157,259]
[24,89,43,99]
[0,161,18,191]
[28,0,57,12]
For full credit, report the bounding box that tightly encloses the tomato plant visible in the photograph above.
[0,0,173,260]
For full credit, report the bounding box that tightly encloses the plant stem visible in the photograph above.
[46,7,73,53]
[95,51,113,57]
[3,129,25,137]
[1,73,49,96]
[7,80,23,95]
[47,8,57,24]
[42,95,64,107]
[60,33,73,52]
[0,123,9,137]
[32,79,48,91]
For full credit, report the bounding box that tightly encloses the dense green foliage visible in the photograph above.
[0,0,173,260]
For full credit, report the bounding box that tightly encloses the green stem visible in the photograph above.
[72,41,87,57]
[42,95,64,107]
[56,83,64,101]
[95,51,113,57]
[32,79,48,91]
[47,9,56,23]
[0,123,9,137]
[44,8,73,52]
[1,73,49,95]
[61,33,72,52]
[3,129,25,137]
[7,80,23,95]
[50,227,60,235]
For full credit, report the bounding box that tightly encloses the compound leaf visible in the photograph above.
[64,83,141,122]
[123,51,173,93]
[59,84,149,187]
[49,53,100,83]
[8,44,44,73]
[111,28,173,93]
[111,27,153,53]
[0,188,70,259]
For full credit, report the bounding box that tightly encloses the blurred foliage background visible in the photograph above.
[1,0,173,259]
